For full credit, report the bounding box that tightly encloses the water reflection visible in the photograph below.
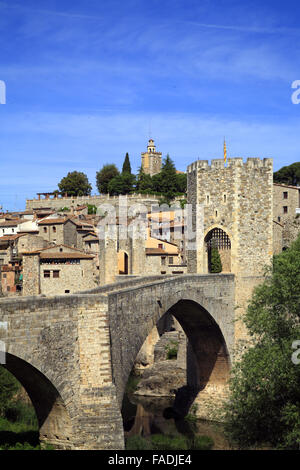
[122,393,229,450]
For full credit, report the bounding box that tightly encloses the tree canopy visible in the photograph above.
[223,235,300,449]
[274,162,300,186]
[58,171,92,197]
[96,164,119,194]
[136,166,153,193]
[107,172,136,196]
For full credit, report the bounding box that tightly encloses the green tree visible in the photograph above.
[0,367,20,415]
[176,173,187,194]
[136,166,153,193]
[108,173,136,196]
[151,154,178,204]
[122,153,132,174]
[58,171,92,196]
[96,164,119,194]
[87,204,97,214]
[223,235,300,449]
[273,162,300,186]
[209,244,222,273]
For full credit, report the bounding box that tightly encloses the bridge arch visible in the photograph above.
[109,277,234,421]
[2,353,73,449]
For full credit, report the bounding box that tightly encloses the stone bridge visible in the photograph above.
[0,273,235,450]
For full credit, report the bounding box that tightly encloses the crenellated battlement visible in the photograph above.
[187,157,273,173]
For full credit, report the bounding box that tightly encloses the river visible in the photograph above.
[122,392,230,450]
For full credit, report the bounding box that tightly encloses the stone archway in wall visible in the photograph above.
[2,353,73,449]
[204,227,231,273]
[120,298,231,422]
[118,250,129,275]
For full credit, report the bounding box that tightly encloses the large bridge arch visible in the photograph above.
[107,274,235,417]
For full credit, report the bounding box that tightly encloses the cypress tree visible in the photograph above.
[122,153,132,174]
[210,243,222,273]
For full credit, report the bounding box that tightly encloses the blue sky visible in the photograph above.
[0,0,300,210]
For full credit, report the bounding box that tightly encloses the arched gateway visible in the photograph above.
[0,274,235,450]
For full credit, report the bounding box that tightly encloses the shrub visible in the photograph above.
[165,340,178,360]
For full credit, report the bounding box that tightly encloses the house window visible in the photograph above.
[158,243,163,249]
[224,194,227,203]
[53,270,60,278]
[3,274,6,278]
[206,195,210,204]
[53,226,56,232]
[44,270,50,278]
[283,206,288,214]
[161,257,166,266]
[278,216,281,222]
[169,257,174,265]
[7,286,10,291]
[65,290,70,293]
[43,227,47,233]
[283,191,288,199]
[59,248,63,252]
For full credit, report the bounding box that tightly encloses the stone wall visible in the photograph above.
[22,253,40,295]
[26,194,161,211]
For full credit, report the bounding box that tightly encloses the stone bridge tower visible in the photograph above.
[187,157,273,343]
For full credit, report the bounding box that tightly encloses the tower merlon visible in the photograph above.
[187,157,273,172]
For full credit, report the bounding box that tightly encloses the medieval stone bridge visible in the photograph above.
[0,273,235,450]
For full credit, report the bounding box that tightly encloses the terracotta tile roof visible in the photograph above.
[0,234,26,242]
[39,252,94,260]
[37,218,67,225]
[22,243,89,255]
[145,248,178,256]
[0,219,23,227]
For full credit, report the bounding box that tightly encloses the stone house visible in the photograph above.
[37,216,95,249]
[273,183,300,223]
[22,244,97,296]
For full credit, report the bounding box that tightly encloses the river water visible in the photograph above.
[122,392,230,450]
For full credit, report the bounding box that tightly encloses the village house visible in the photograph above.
[22,244,97,296]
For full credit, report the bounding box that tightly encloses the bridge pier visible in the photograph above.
[66,385,124,450]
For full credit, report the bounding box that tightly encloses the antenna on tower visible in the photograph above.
[148,119,152,140]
